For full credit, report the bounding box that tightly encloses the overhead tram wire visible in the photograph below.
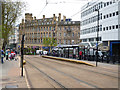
[70,10,81,17]
[37,0,48,17]
[37,0,58,18]
[37,0,88,18]
[70,0,89,17]
[37,5,47,17]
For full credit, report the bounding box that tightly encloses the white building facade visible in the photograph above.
[80,0,120,56]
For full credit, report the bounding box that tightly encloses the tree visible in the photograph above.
[43,37,57,51]
[1,0,26,49]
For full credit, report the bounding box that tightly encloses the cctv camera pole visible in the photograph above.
[21,34,25,77]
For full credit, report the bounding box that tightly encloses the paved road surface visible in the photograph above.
[24,55,118,89]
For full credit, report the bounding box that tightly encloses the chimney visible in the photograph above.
[53,14,55,17]
[63,15,66,22]
[22,19,24,23]
[58,13,61,22]
[25,13,33,21]
[43,15,45,19]
[34,16,36,20]
[53,14,56,20]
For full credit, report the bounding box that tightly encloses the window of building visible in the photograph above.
[107,2,109,6]
[106,14,109,18]
[59,40,61,44]
[112,25,115,29]
[72,27,74,30]
[100,25,102,31]
[106,27,108,30]
[103,27,105,31]
[100,13,102,19]
[44,32,45,37]
[59,27,61,30]
[53,26,55,30]
[110,1,112,4]
[41,33,42,37]
[83,39,87,42]
[46,32,48,37]
[96,26,98,32]
[113,12,115,16]
[116,25,118,29]
[109,26,111,30]
[68,40,70,45]
[89,38,94,42]
[44,27,45,31]
[64,27,66,30]
[113,0,115,3]
[109,13,112,17]
[47,27,48,31]
[49,32,51,37]
[104,3,106,7]
[99,37,101,41]
[101,4,103,8]
[41,39,42,43]
[64,33,66,37]
[64,40,66,44]
[72,32,74,37]
[104,15,106,19]
[116,11,118,15]
[78,32,80,37]
[59,33,61,36]
[53,32,55,37]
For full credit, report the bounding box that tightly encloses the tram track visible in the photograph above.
[34,56,118,79]
[25,57,102,88]
[42,57,118,74]
[25,60,68,89]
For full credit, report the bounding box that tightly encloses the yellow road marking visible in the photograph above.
[42,55,95,67]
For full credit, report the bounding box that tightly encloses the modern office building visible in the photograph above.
[80,0,120,56]
[19,13,80,50]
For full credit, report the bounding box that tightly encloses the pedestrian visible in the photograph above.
[1,49,4,64]
[15,50,17,56]
[8,52,11,60]
[5,49,8,60]
[79,51,82,60]
[11,50,16,60]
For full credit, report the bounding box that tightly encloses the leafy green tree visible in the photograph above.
[1,0,26,49]
[43,37,57,51]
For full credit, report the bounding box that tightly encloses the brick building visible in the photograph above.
[19,13,80,50]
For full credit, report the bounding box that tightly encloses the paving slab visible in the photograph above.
[0,56,27,89]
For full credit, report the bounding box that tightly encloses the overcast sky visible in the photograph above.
[18,0,92,24]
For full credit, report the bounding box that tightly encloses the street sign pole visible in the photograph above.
[21,34,25,77]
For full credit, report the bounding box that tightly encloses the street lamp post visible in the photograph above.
[21,34,25,76]
[95,9,99,67]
